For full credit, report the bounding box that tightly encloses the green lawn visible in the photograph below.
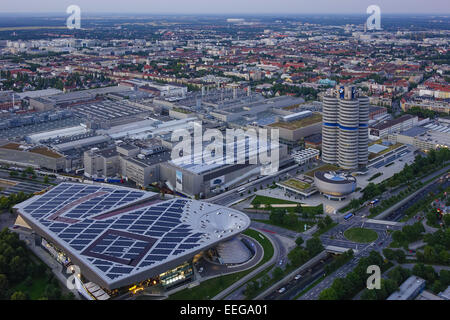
[167,229,274,300]
[281,179,311,191]
[251,195,298,205]
[12,276,48,300]
[344,228,378,243]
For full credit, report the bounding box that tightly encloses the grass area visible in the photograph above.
[281,179,311,190]
[268,112,322,129]
[344,228,378,243]
[12,276,48,300]
[167,229,274,300]
[304,164,340,177]
[254,219,315,233]
[251,195,298,205]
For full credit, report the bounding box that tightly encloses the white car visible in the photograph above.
[198,267,204,273]
[278,287,286,294]
[294,274,302,280]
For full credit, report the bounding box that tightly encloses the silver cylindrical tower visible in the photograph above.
[322,95,339,164]
[338,98,359,169]
[358,96,369,167]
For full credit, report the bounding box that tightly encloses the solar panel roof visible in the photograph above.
[14,182,250,289]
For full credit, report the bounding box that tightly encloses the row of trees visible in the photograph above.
[244,237,324,299]
[287,237,324,267]
[412,264,450,294]
[318,251,386,300]
[382,248,406,264]
[0,192,32,213]
[419,227,450,265]
[391,222,425,247]
[324,250,354,275]
[0,228,73,300]
[360,266,411,300]
[362,148,450,202]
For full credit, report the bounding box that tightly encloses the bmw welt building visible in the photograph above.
[14,182,251,299]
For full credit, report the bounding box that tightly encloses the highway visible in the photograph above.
[262,254,334,300]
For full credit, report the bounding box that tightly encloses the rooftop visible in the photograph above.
[29,147,63,159]
[14,183,250,289]
[387,276,425,300]
[371,114,415,131]
[268,112,322,130]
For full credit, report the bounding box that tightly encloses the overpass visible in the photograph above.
[365,219,403,227]
[325,245,355,254]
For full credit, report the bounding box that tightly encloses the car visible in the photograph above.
[294,274,302,280]
[198,267,204,273]
[278,287,286,294]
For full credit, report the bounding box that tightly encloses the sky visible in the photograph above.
[0,0,449,15]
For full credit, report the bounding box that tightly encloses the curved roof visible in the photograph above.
[14,183,250,289]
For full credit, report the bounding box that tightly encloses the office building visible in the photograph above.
[322,86,369,169]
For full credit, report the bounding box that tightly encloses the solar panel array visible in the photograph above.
[16,183,249,284]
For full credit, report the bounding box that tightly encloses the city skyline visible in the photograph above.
[1,0,449,15]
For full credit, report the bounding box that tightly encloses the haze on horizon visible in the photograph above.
[1,0,449,15]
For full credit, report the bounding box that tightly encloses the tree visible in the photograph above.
[270,208,285,225]
[272,267,284,280]
[382,248,396,261]
[323,215,333,226]
[0,274,8,298]
[306,237,323,256]
[10,291,27,300]
[252,199,261,213]
[295,204,302,215]
[423,245,437,263]
[295,237,304,246]
[288,247,309,266]
[319,287,338,300]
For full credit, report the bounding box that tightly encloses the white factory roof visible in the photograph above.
[26,125,87,143]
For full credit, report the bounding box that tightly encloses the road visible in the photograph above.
[207,161,320,206]
[296,216,400,300]
[353,165,450,220]
[263,254,334,300]
[384,174,450,222]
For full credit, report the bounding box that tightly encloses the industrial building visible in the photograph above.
[388,122,450,151]
[160,139,289,198]
[268,112,322,148]
[387,276,426,300]
[369,114,418,139]
[322,86,369,169]
[0,141,67,171]
[13,183,251,299]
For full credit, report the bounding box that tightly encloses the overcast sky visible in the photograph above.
[1,0,449,14]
